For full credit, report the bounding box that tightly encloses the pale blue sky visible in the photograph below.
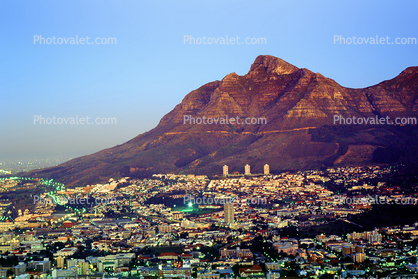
[1,0,417,162]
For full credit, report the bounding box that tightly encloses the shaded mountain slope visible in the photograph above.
[24,55,418,186]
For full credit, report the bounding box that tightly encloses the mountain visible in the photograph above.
[24,55,418,187]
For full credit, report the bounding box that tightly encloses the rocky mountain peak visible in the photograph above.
[24,55,418,186]
[248,55,299,76]
[400,66,418,76]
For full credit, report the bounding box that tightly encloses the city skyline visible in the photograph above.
[1,165,417,278]
[0,1,418,278]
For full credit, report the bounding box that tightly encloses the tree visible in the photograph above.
[104,266,114,273]
[299,244,308,249]
[320,274,335,279]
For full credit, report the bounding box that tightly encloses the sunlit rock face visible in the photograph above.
[26,55,418,186]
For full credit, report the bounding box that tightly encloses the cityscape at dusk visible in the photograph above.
[1,1,418,278]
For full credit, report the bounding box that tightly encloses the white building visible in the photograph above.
[97,253,135,272]
[245,164,251,175]
[264,164,270,175]
[54,247,78,257]
[223,165,229,176]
